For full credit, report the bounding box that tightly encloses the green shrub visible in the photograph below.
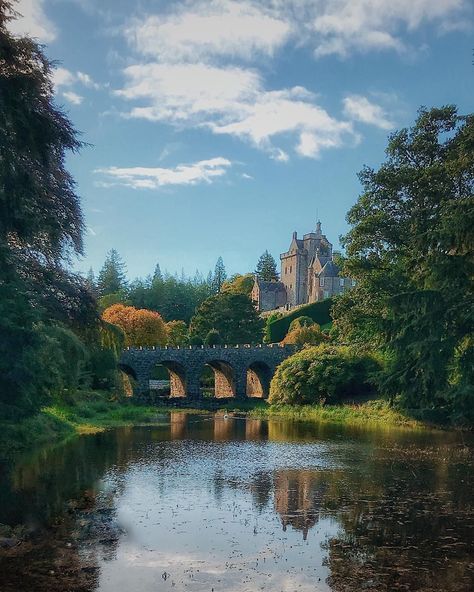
[288,316,315,331]
[266,300,333,343]
[205,329,222,346]
[269,345,382,405]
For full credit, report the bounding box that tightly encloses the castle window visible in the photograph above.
[351,279,357,287]
[319,277,325,287]
[339,278,344,287]
[290,265,292,273]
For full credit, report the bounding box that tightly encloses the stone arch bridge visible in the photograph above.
[119,344,297,401]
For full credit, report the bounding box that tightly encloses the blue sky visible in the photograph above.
[9,0,473,280]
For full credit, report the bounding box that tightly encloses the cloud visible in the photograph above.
[342,94,394,129]
[52,67,100,90]
[95,157,232,189]
[125,0,291,63]
[116,63,355,159]
[307,0,472,57]
[62,91,84,105]
[7,0,56,42]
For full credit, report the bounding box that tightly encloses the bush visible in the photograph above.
[266,300,333,343]
[282,324,327,346]
[269,345,382,406]
[288,316,315,331]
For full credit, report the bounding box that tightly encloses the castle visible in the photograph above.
[251,221,354,312]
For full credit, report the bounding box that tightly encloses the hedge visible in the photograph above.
[266,299,333,343]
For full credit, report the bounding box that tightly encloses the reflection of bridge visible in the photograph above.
[119,344,297,401]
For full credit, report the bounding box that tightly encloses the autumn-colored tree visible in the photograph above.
[102,304,167,347]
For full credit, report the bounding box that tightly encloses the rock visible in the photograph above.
[0,537,17,548]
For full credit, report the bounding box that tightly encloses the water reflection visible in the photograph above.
[0,413,473,592]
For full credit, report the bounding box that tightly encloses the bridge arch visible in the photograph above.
[158,360,187,398]
[202,360,236,398]
[246,361,272,398]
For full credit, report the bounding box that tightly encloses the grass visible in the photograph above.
[248,399,424,429]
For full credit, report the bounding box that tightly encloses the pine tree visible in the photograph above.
[153,263,162,281]
[97,249,127,297]
[86,267,98,297]
[255,251,279,281]
[211,256,227,293]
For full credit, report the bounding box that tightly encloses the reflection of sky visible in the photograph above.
[96,432,341,591]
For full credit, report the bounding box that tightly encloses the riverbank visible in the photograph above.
[0,391,434,460]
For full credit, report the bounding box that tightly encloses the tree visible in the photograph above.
[204,329,222,346]
[86,268,98,297]
[221,273,254,295]
[166,320,189,346]
[255,250,279,281]
[333,106,474,413]
[0,2,96,413]
[153,262,162,281]
[282,324,327,346]
[102,304,167,347]
[211,256,227,293]
[190,293,264,344]
[97,249,127,297]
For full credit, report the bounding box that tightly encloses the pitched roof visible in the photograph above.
[318,260,340,277]
[257,280,286,292]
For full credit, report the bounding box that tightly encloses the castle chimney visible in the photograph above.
[316,220,322,236]
[292,231,297,239]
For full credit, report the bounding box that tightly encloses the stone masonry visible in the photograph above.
[119,344,297,402]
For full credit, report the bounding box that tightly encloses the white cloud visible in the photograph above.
[77,71,101,90]
[342,94,394,129]
[307,0,471,57]
[116,63,355,159]
[125,0,291,63]
[62,91,84,105]
[95,157,232,189]
[7,0,56,42]
[52,67,76,88]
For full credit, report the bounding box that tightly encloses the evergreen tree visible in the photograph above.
[255,250,279,281]
[153,262,162,281]
[86,267,97,297]
[97,249,127,297]
[211,256,227,293]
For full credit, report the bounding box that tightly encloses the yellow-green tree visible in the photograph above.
[102,304,167,347]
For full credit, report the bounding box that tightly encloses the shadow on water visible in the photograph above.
[0,413,473,591]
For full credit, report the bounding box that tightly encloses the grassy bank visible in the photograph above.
[0,393,431,459]
[248,399,424,429]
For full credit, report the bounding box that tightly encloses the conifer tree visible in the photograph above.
[255,251,279,281]
[97,249,127,297]
[211,256,227,293]
[153,263,162,281]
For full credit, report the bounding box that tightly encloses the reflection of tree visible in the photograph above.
[274,470,328,540]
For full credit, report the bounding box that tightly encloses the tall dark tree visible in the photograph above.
[153,262,162,281]
[255,250,279,281]
[334,106,474,414]
[0,2,96,413]
[189,292,264,344]
[97,249,127,297]
[211,256,227,293]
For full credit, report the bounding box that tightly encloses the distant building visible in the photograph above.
[253,221,354,312]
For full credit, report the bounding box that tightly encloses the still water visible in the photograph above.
[1,413,473,592]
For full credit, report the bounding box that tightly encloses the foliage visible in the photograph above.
[128,272,212,324]
[102,304,167,347]
[288,316,315,331]
[255,250,279,281]
[0,4,98,414]
[204,329,222,346]
[333,106,474,412]
[266,300,333,343]
[97,291,129,312]
[166,320,189,346]
[263,311,284,343]
[190,293,264,344]
[97,249,127,297]
[211,256,227,293]
[282,324,327,346]
[221,273,254,295]
[269,345,381,406]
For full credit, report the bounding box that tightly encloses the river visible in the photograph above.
[0,413,473,591]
